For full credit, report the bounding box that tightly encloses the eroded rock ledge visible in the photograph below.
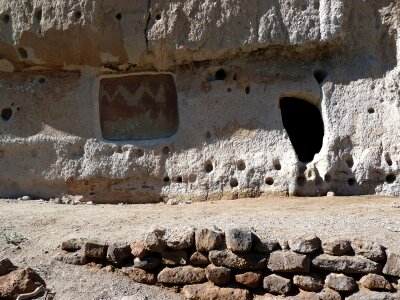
[0,0,399,202]
[56,227,400,299]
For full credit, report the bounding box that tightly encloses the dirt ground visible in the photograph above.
[0,196,399,299]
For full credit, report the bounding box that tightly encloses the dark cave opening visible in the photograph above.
[280,97,324,163]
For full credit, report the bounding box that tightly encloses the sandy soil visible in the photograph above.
[0,196,399,299]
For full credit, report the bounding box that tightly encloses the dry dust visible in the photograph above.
[0,196,399,299]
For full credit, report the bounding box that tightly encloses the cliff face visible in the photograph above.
[0,0,399,202]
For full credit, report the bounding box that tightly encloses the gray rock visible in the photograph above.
[56,251,88,265]
[352,239,386,262]
[293,274,324,292]
[106,242,132,265]
[346,291,400,300]
[225,227,252,252]
[133,256,161,270]
[360,273,392,291]
[190,252,210,265]
[325,273,357,292]
[0,258,17,276]
[161,250,188,266]
[144,226,167,253]
[205,264,231,285]
[322,239,352,256]
[253,236,279,253]
[166,227,195,250]
[318,287,341,300]
[61,238,86,252]
[195,228,224,252]
[263,274,291,295]
[267,250,310,273]
[289,234,321,254]
[209,249,266,270]
[84,239,108,259]
[182,282,251,300]
[383,251,400,277]
[312,254,383,274]
[157,266,207,285]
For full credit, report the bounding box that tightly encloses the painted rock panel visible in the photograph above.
[99,74,179,141]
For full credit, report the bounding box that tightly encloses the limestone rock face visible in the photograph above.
[0,0,399,202]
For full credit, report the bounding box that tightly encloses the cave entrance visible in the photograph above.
[279,97,324,163]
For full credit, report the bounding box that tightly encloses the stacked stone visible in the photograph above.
[58,229,400,300]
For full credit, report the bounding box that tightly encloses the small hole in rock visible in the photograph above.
[245,86,250,94]
[17,47,28,59]
[136,149,144,157]
[89,192,96,195]
[205,161,213,173]
[265,177,274,185]
[162,146,170,155]
[16,107,20,111]
[324,173,331,182]
[346,157,354,168]
[348,178,356,186]
[205,131,212,139]
[75,11,82,20]
[230,178,239,188]
[237,160,246,171]
[38,77,46,84]
[274,162,281,170]
[115,146,123,153]
[1,108,12,121]
[227,87,231,93]
[35,9,42,22]
[233,74,238,81]
[385,173,396,184]
[215,69,226,81]
[115,13,122,20]
[297,176,306,186]
[313,70,328,84]
[176,176,183,183]
[163,176,170,183]
[155,14,161,20]
[385,154,393,166]
[368,108,375,114]
[1,14,10,24]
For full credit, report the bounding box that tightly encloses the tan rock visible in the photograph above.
[235,271,262,289]
[157,266,207,285]
[205,264,231,285]
[182,282,251,300]
[121,267,157,285]
[0,268,46,299]
[130,241,149,259]
[360,273,392,291]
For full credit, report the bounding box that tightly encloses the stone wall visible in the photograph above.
[0,0,399,202]
[57,227,400,299]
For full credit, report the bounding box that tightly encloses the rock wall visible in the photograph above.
[56,227,400,299]
[0,0,399,202]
